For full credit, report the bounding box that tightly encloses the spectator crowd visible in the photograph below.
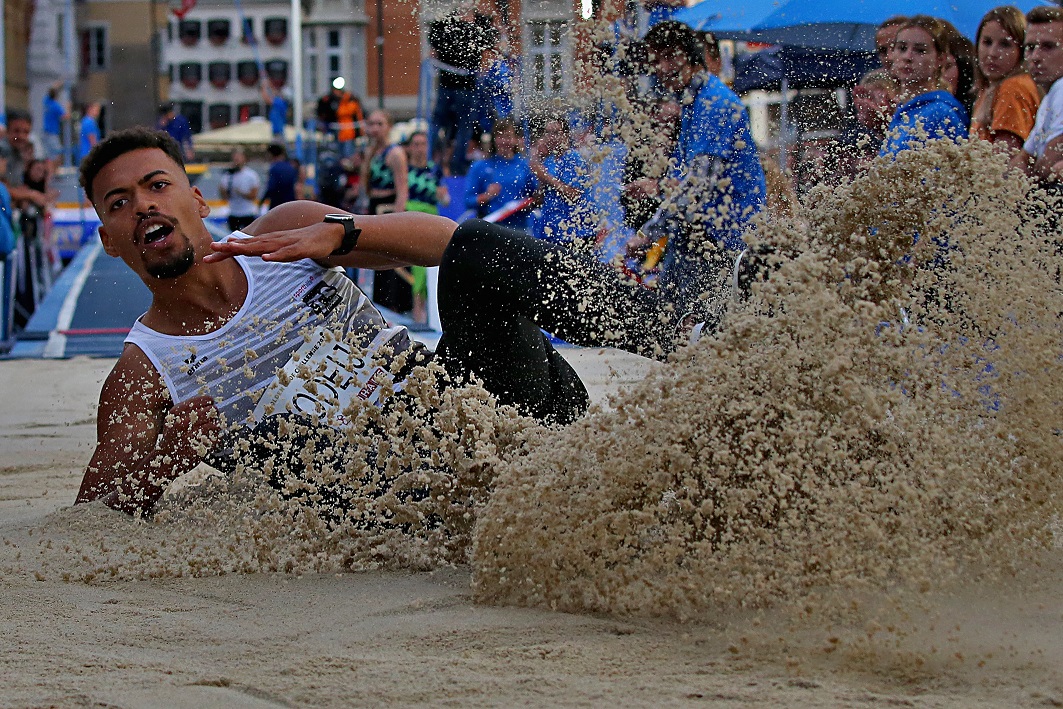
[3,4,1063,347]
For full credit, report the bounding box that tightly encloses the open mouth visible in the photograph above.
[137,218,176,247]
[143,223,174,245]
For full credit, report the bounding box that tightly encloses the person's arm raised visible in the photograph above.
[75,346,222,516]
[203,201,457,270]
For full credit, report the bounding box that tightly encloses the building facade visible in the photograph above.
[15,0,665,137]
[3,0,43,117]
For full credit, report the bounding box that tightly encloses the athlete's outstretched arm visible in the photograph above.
[76,345,222,516]
[204,201,457,270]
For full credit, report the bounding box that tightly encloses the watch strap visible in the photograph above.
[325,215,361,256]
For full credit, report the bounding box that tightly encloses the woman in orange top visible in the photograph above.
[972,6,1041,152]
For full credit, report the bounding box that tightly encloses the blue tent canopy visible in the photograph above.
[733,45,877,94]
[673,0,789,33]
[752,0,1046,45]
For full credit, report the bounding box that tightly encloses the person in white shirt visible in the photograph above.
[219,148,261,231]
[1010,6,1063,182]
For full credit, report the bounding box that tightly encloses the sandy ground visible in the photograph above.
[1,352,1061,708]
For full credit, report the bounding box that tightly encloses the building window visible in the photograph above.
[304,25,364,104]
[527,20,566,96]
[207,19,230,46]
[264,17,288,46]
[208,62,231,89]
[208,103,232,130]
[327,29,342,80]
[237,61,259,87]
[241,17,255,45]
[179,101,203,134]
[307,54,318,97]
[79,25,108,74]
[179,62,202,89]
[266,59,288,88]
[237,103,262,122]
[179,20,201,47]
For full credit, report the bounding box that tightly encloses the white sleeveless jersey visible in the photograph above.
[125,252,422,429]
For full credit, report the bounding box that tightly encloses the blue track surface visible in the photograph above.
[8,242,151,359]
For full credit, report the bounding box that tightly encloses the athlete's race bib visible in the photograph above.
[252,325,406,427]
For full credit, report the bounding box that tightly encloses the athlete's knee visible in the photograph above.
[440,219,518,287]
[444,219,503,261]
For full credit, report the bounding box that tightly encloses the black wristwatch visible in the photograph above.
[324,214,361,256]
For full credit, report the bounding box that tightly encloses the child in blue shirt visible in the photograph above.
[463,118,537,230]
[530,117,596,244]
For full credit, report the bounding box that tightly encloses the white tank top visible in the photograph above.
[125,251,422,429]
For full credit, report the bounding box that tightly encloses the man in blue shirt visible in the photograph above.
[633,21,766,308]
[157,103,195,162]
[77,102,102,165]
[260,142,298,209]
[261,83,289,141]
[42,84,69,169]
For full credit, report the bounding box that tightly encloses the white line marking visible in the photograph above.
[43,241,102,359]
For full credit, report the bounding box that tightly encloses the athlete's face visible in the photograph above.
[92,147,211,281]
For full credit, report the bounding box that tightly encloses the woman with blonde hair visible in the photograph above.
[882,15,970,155]
[972,6,1040,152]
[361,109,413,313]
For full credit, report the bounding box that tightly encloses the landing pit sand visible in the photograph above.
[1,354,1060,708]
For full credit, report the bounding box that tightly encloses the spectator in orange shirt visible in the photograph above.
[336,90,365,159]
[973,6,1041,153]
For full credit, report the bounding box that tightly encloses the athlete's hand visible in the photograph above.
[204,221,345,263]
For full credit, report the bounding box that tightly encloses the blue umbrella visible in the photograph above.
[753,0,1046,42]
[673,0,790,33]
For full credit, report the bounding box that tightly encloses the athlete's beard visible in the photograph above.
[146,235,196,279]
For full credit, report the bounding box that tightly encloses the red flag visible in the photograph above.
[172,0,197,20]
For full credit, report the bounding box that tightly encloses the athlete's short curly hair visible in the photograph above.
[79,127,186,204]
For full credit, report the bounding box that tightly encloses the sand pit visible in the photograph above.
[1,350,1061,708]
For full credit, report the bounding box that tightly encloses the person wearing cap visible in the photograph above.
[628,21,766,311]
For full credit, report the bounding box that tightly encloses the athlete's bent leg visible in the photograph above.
[434,219,685,424]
